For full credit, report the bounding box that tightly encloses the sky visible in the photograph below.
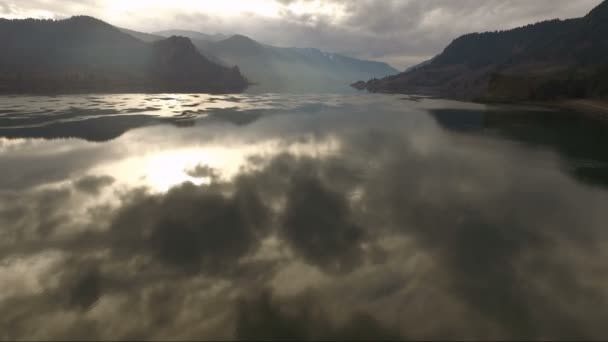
[0,0,603,69]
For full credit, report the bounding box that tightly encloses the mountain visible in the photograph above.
[207,35,399,92]
[404,57,435,73]
[356,0,608,101]
[155,30,228,42]
[0,16,248,94]
[119,27,164,43]
[150,30,399,92]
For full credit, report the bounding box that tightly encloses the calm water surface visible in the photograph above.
[1,93,608,340]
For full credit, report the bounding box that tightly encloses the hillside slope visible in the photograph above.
[0,17,248,94]
[119,27,165,43]
[152,31,398,92]
[357,0,608,101]
[210,35,399,92]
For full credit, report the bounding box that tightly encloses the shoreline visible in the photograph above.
[559,99,608,118]
[353,85,608,119]
[477,98,608,113]
[477,99,608,120]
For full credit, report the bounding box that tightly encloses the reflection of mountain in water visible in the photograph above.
[0,110,266,142]
[430,107,608,188]
[0,96,341,142]
[0,115,158,142]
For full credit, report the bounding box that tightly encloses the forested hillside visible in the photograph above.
[0,16,248,94]
[357,0,608,101]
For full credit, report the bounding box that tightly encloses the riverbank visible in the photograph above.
[473,97,608,120]
[560,100,608,118]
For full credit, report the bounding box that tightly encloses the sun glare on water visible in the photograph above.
[112,147,248,193]
[92,137,341,193]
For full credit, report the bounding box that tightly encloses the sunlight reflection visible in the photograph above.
[0,138,29,151]
[143,149,232,191]
[95,137,341,193]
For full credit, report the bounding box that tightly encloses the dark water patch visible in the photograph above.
[0,115,158,142]
[429,107,608,188]
[151,97,176,101]
[224,96,242,103]
[0,108,119,128]
[182,103,201,108]
[123,107,161,113]
[205,108,264,126]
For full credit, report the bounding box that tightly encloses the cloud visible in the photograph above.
[60,260,103,310]
[74,175,115,195]
[235,290,403,341]
[0,186,73,241]
[0,2,13,14]
[184,164,220,179]
[79,182,264,276]
[282,175,364,273]
[0,141,114,190]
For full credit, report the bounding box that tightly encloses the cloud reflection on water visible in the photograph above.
[1,95,608,340]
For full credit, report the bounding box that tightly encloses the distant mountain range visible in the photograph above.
[119,27,164,43]
[0,16,248,94]
[196,34,399,92]
[121,29,398,92]
[356,0,608,102]
[0,15,398,94]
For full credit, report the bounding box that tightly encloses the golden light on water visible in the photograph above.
[95,137,341,193]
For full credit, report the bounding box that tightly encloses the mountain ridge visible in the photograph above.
[152,30,398,92]
[155,29,228,42]
[355,0,608,102]
[0,16,248,94]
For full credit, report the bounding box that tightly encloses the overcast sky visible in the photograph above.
[0,0,603,69]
